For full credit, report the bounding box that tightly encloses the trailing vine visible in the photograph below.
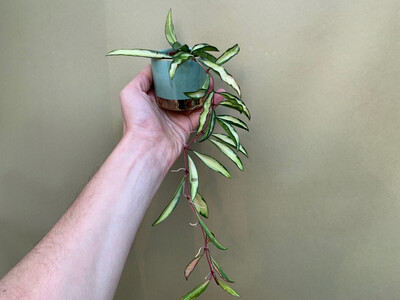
[107,9,250,299]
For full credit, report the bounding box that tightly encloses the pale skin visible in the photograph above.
[0,65,224,299]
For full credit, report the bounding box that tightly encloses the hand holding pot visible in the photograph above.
[120,64,225,164]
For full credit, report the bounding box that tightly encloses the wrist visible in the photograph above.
[119,132,178,174]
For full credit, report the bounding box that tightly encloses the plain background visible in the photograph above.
[1,1,400,299]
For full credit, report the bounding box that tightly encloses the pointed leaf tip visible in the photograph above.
[216,44,240,65]
[152,178,184,226]
[106,49,172,59]
[181,279,211,300]
[217,280,240,297]
[193,193,209,218]
[193,151,231,179]
[209,139,243,171]
[211,257,235,283]
[165,9,178,47]
[196,212,228,250]
[184,254,203,280]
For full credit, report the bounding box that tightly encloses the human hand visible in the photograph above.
[119,64,224,164]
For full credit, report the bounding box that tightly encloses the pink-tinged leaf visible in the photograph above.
[184,254,203,280]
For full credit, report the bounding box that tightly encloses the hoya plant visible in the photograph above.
[107,9,250,300]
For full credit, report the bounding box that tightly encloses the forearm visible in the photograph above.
[0,134,174,299]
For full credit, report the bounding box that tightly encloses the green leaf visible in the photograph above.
[188,156,198,201]
[181,279,211,300]
[106,49,172,59]
[211,133,248,157]
[218,92,251,120]
[169,52,194,79]
[199,109,216,142]
[211,257,235,283]
[184,254,203,280]
[196,212,227,250]
[197,92,214,134]
[216,115,249,131]
[191,43,219,53]
[216,44,240,65]
[179,44,190,53]
[194,51,217,63]
[217,280,240,297]
[200,59,241,96]
[193,151,231,179]
[165,9,178,46]
[217,119,240,150]
[209,139,243,171]
[193,193,209,218]
[173,42,182,50]
[184,75,210,100]
[201,74,211,90]
[152,178,184,226]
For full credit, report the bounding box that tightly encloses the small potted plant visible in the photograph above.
[107,9,250,299]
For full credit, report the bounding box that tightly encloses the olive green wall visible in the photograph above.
[1,1,400,299]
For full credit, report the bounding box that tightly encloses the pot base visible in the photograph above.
[156,96,204,111]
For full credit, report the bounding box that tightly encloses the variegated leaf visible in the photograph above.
[216,115,249,131]
[196,211,227,250]
[106,49,172,59]
[181,279,211,300]
[188,156,198,201]
[193,151,231,178]
[165,9,178,46]
[152,178,184,226]
[197,92,214,134]
[216,44,240,65]
[191,43,219,53]
[219,100,244,115]
[193,193,209,218]
[200,59,241,96]
[169,53,194,79]
[184,75,210,99]
[199,109,216,142]
[217,119,240,150]
[218,92,251,120]
[211,133,248,157]
[209,139,243,171]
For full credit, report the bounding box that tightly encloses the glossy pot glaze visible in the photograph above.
[151,49,207,111]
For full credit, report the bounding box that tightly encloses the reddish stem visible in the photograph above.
[183,59,218,281]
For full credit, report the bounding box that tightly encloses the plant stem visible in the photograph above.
[183,61,218,281]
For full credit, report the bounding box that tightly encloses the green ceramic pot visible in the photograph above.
[151,48,207,111]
